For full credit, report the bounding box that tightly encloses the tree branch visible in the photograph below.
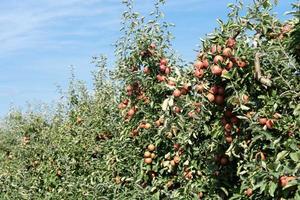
[254,52,272,87]
[233,30,241,39]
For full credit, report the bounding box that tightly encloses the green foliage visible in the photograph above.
[289,2,300,62]
[0,0,299,199]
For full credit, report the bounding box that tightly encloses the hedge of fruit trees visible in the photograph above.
[0,0,299,199]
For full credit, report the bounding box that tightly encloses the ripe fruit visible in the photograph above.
[160,58,168,66]
[230,116,239,124]
[226,61,234,70]
[173,106,181,113]
[211,45,222,54]
[148,144,155,152]
[225,135,233,143]
[123,99,129,105]
[143,66,150,74]
[173,143,181,151]
[168,80,176,86]
[182,84,191,92]
[144,151,151,158]
[209,85,219,95]
[194,60,203,69]
[213,55,224,64]
[278,176,295,187]
[180,88,187,95]
[217,87,225,95]
[202,59,209,68]
[281,24,293,34]
[237,60,247,68]
[244,188,253,197]
[130,129,139,137]
[156,74,166,82]
[173,89,181,97]
[220,157,229,166]
[221,117,227,125]
[76,117,83,124]
[207,93,215,102]
[183,84,190,92]
[211,45,217,54]
[56,170,62,177]
[127,108,136,116]
[144,158,152,164]
[224,130,231,136]
[279,177,288,187]
[184,170,193,180]
[266,119,274,129]
[195,84,205,93]
[173,156,180,164]
[226,37,236,48]
[215,95,225,105]
[118,103,126,109]
[242,95,249,104]
[139,123,146,129]
[224,123,232,132]
[225,110,233,117]
[151,153,156,159]
[170,160,176,166]
[211,65,222,76]
[194,69,204,78]
[127,91,133,96]
[165,67,171,74]
[159,64,166,72]
[222,48,232,57]
[149,43,156,49]
[144,123,151,129]
[126,85,133,92]
[188,111,196,118]
[130,66,138,72]
[259,118,267,125]
[155,120,161,127]
[198,192,204,199]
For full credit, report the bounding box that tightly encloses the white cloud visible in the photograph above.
[0,0,121,56]
[0,0,212,56]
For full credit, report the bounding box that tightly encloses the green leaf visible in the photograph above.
[220,187,229,196]
[221,71,232,79]
[275,151,289,162]
[168,98,174,107]
[261,160,267,169]
[290,152,300,162]
[241,105,250,111]
[162,98,169,111]
[262,1,271,9]
[293,104,300,116]
[268,182,277,197]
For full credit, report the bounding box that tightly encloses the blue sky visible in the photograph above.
[0,0,295,117]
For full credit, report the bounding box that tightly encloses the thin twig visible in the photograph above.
[233,30,241,39]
